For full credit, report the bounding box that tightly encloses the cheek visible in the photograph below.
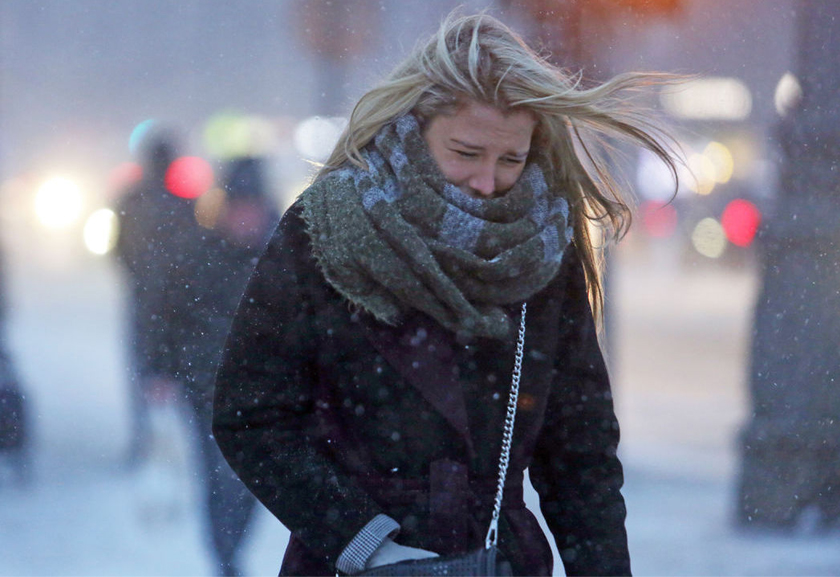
[497,166,526,191]
[427,143,463,185]
[436,159,469,185]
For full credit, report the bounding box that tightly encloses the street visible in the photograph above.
[613,243,840,576]
[1,238,840,576]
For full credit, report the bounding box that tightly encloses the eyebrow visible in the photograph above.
[450,138,529,159]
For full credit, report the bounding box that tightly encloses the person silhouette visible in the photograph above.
[170,157,278,576]
[113,128,199,468]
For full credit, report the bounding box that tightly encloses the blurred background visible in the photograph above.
[2,0,840,575]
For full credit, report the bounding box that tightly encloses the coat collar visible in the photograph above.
[361,312,476,460]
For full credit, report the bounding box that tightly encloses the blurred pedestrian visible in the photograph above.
[0,247,29,483]
[213,12,678,577]
[114,128,199,468]
[737,1,840,533]
[171,157,279,576]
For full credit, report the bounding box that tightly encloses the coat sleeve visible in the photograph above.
[212,204,389,570]
[529,248,631,576]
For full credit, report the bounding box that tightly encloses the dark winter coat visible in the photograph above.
[115,181,200,379]
[213,201,630,576]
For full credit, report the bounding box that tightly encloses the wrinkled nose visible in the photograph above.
[468,165,496,197]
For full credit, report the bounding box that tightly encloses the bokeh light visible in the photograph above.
[691,218,726,258]
[774,72,803,116]
[129,119,158,156]
[660,77,752,121]
[725,136,760,181]
[35,177,84,229]
[204,113,277,159]
[164,156,214,199]
[83,208,119,255]
[636,149,677,202]
[107,162,143,193]
[704,141,734,184]
[194,187,227,229]
[721,199,761,247]
[293,116,347,161]
[204,113,251,159]
[640,200,678,238]
[686,153,717,195]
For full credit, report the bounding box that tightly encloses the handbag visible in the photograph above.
[359,303,528,577]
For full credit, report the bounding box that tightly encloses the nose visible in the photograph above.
[467,163,496,197]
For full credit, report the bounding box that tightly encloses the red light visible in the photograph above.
[108,162,143,193]
[721,199,761,247]
[164,156,214,199]
[640,200,678,238]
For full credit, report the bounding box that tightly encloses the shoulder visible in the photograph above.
[275,169,355,263]
[259,199,307,268]
[523,243,592,330]
[541,242,585,298]
[256,198,324,291]
[272,198,310,249]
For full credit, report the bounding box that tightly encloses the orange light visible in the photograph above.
[615,0,681,14]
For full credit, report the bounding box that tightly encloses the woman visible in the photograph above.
[213,12,677,577]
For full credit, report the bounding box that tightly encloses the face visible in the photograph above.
[423,100,536,199]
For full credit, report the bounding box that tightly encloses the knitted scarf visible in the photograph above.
[300,114,573,340]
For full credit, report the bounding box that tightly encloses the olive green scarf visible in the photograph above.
[300,114,573,339]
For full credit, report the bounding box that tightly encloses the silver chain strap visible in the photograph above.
[485,302,527,549]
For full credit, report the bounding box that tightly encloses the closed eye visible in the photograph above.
[453,149,478,158]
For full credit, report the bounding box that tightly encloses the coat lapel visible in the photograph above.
[361,312,475,458]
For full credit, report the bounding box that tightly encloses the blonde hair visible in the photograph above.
[320,11,679,326]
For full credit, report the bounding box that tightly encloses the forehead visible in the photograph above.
[430,100,536,148]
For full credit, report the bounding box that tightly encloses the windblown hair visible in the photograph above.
[319,11,679,326]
